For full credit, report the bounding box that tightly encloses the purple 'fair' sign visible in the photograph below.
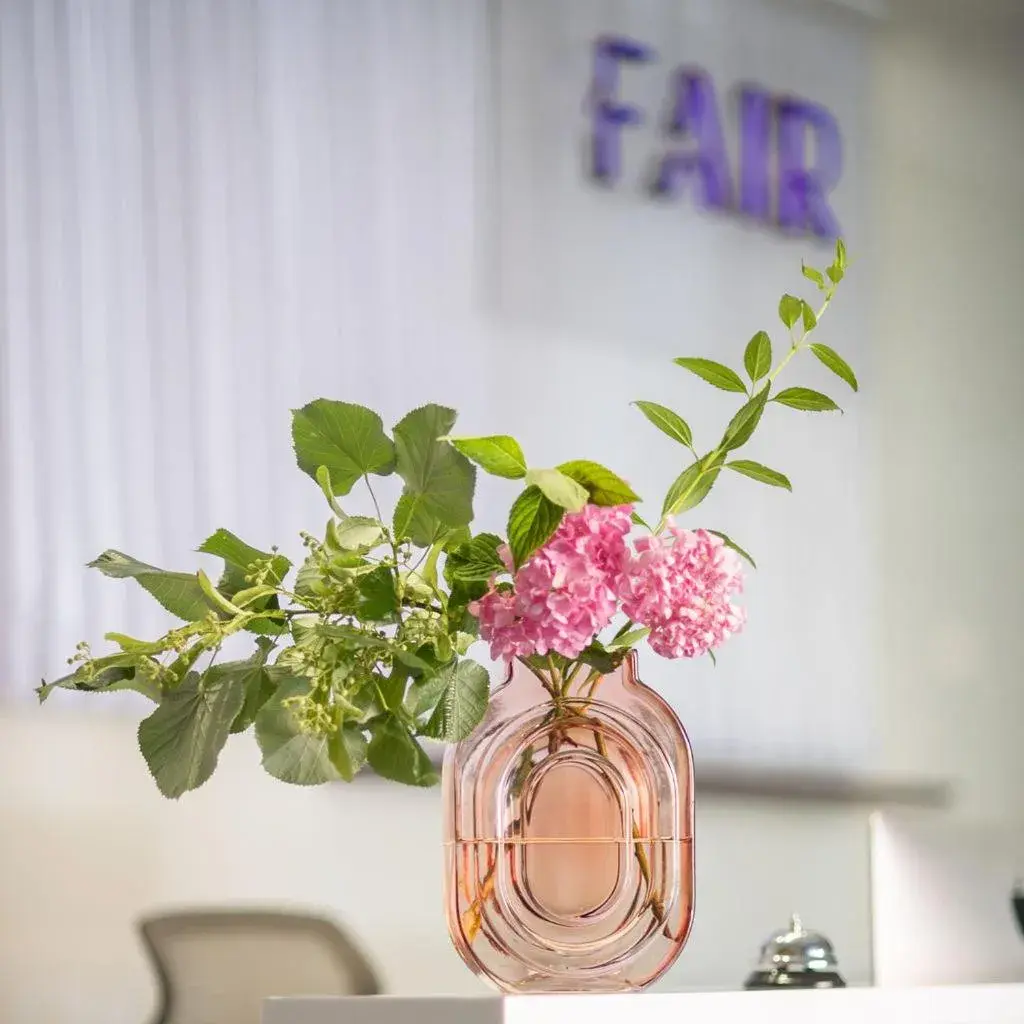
[589,35,842,240]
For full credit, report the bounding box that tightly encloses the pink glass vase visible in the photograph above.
[443,651,695,993]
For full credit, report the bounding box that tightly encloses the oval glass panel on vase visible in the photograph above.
[443,652,694,993]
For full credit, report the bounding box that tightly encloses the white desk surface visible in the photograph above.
[264,985,1024,1024]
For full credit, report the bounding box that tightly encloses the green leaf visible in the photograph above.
[632,401,692,447]
[229,658,277,735]
[809,343,859,392]
[726,460,792,490]
[375,665,409,714]
[138,669,247,798]
[311,622,387,649]
[827,263,845,284]
[255,677,350,785]
[577,644,627,675]
[630,511,651,531]
[230,585,278,609]
[525,468,589,512]
[707,530,757,569]
[607,627,650,650]
[802,262,825,288]
[444,533,506,583]
[446,436,527,479]
[104,633,166,655]
[773,387,841,412]
[314,465,345,516]
[329,727,368,782]
[197,568,244,616]
[355,565,399,621]
[393,404,476,546]
[367,717,439,786]
[778,294,802,329]
[406,671,451,718]
[88,550,220,622]
[198,528,290,587]
[328,516,385,553]
[673,357,747,393]
[835,238,847,269]
[37,661,159,704]
[292,399,396,495]
[743,332,772,382]
[390,646,438,675]
[662,455,722,518]
[507,486,563,568]
[420,659,490,742]
[558,460,640,507]
[801,301,817,332]
[721,386,770,453]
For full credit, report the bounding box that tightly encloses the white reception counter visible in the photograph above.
[264,986,1024,1024]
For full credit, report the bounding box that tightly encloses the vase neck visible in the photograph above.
[501,653,638,709]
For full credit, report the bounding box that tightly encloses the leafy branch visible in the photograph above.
[639,240,855,541]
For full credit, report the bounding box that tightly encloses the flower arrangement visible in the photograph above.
[39,244,855,798]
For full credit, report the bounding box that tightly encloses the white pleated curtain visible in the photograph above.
[0,0,491,703]
[0,0,872,772]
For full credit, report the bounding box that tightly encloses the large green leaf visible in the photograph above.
[524,468,588,512]
[367,717,439,787]
[632,402,692,448]
[673,357,747,393]
[809,343,859,392]
[292,399,396,496]
[420,659,490,742]
[772,387,841,412]
[89,550,219,622]
[726,460,792,490]
[720,386,770,453]
[255,678,360,785]
[447,436,527,479]
[444,533,505,584]
[392,405,476,546]
[138,670,247,798]
[507,485,563,568]
[557,460,640,506]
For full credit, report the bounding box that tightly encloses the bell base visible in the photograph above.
[744,969,847,990]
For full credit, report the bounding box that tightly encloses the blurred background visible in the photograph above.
[0,0,1022,1020]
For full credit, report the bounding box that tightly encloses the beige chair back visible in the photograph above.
[139,909,380,1024]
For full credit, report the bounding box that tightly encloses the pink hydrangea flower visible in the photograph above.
[620,524,745,659]
[470,504,633,661]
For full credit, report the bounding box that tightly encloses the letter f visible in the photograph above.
[588,36,653,184]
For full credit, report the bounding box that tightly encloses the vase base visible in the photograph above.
[498,974,640,995]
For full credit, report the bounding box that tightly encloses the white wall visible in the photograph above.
[870,0,1024,821]
[2,1,1024,1022]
